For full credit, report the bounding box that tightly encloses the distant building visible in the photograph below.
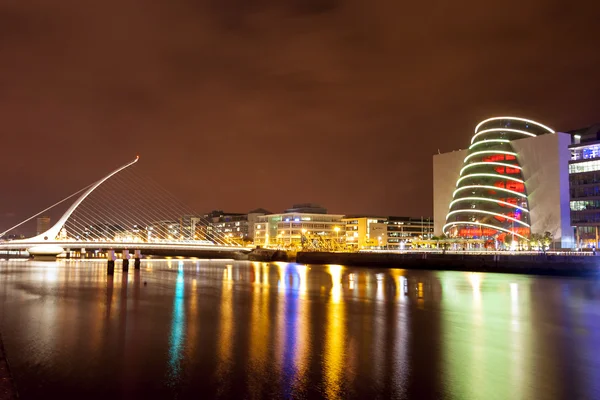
[180,215,204,240]
[36,216,51,236]
[254,205,344,247]
[247,209,271,240]
[205,209,271,244]
[343,216,433,249]
[568,123,600,248]
[147,220,180,241]
[342,216,386,249]
[387,216,434,246]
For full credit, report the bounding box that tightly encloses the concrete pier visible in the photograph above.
[134,249,141,269]
[122,250,130,272]
[107,250,116,275]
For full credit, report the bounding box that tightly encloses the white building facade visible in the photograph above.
[433,116,574,249]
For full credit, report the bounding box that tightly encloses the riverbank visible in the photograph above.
[294,251,600,276]
[0,334,17,399]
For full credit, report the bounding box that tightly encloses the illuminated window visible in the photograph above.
[570,160,600,174]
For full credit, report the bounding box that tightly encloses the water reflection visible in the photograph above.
[440,272,534,399]
[217,263,234,393]
[167,261,185,384]
[324,264,346,398]
[1,261,600,399]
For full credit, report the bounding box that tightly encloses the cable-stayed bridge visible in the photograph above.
[0,157,252,260]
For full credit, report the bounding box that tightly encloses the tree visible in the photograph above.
[503,234,513,249]
[529,233,541,250]
[529,232,552,253]
[542,231,553,251]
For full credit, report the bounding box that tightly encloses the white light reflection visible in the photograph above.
[510,283,519,331]
[43,262,60,283]
[376,273,384,301]
[400,276,408,302]
[296,265,308,296]
[328,265,343,303]
[508,281,528,399]
[468,273,482,308]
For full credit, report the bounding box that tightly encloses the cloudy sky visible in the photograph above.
[1,0,599,231]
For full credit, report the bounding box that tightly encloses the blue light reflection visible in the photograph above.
[168,262,185,383]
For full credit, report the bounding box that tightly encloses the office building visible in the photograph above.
[388,216,434,246]
[568,123,600,248]
[433,116,574,249]
[204,209,270,244]
[343,216,433,249]
[254,204,344,248]
[36,216,51,236]
[180,215,204,240]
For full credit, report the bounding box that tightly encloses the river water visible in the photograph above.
[0,259,599,399]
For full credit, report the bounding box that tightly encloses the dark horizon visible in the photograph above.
[1,1,599,231]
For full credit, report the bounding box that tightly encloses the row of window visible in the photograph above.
[388,232,430,237]
[572,212,600,224]
[575,226,597,234]
[276,223,336,229]
[570,160,600,174]
[571,145,600,161]
[257,216,340,223]
[388,226,433,232]
[571,200,600,211]
[571,186,600,198]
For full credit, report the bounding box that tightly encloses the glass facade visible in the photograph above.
[569,160,600,174]
[444,117,554,242]
[568,126,600,247]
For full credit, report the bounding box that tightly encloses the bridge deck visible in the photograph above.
[0,241,251,252]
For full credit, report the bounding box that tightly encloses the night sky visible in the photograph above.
[1,0,599,231]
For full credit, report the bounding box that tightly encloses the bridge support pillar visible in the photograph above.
[122,250,130,272]
[134,250,141,269]
[107,250,116,275]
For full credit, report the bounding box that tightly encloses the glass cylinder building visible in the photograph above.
[443,117,555,242]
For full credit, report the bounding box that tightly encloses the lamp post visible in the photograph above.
[334,226,340,243]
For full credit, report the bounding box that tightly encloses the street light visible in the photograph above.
[334,226,340,243]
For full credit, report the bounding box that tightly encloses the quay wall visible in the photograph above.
[295,252,600,276]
